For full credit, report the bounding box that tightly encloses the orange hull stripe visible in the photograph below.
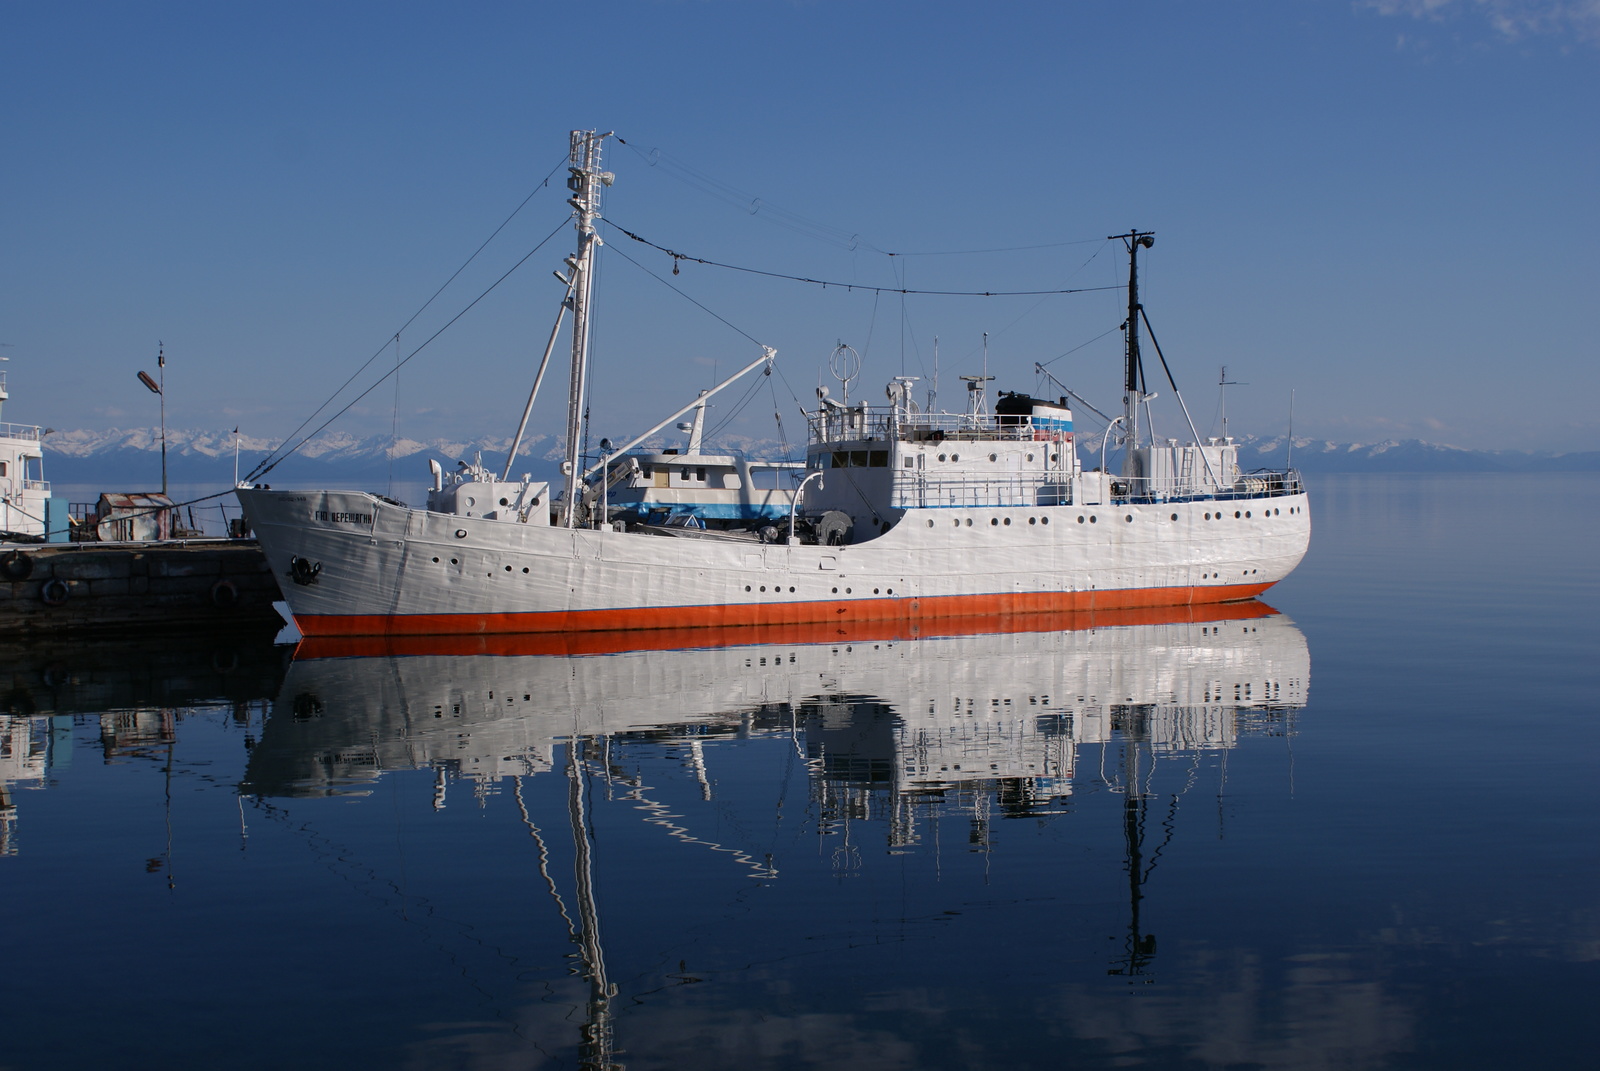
[295,598,1278,660]
[292,583,1276,643]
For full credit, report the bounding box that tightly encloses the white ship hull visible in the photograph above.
[239,486,1309,637]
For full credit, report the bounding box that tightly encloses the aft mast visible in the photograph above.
[561,130,613,528]
[1112,229,1155,477]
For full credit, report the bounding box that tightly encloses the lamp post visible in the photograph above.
[136,343,166,495]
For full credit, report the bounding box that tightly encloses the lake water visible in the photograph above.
[2,473,1595,1070]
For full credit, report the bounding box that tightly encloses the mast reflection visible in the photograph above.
[243,604,1307,1063]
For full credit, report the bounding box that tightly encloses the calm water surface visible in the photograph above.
[2,473,1595,1070]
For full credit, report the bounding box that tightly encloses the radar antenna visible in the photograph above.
[829,342,861,404]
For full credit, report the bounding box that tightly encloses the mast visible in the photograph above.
[561,130,614,528]
[1111,230,1154,475]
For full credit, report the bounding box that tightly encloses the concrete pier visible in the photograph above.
[0,541,283,633]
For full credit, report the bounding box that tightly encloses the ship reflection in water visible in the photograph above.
[246,603,1306,813]
[231,604,1310,1068]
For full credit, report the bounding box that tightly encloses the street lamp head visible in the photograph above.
[137,370,162,395]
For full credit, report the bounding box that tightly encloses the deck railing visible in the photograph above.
[889,469,1303,510]
[0,422,42,442]
[808,407,1061,445]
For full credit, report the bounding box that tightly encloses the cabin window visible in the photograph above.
[696,468,707,482]
[869,450,888,467]
[0,462,7,477]
[750,467,793,489]
[903,457,914,468]
[680,468,689,480]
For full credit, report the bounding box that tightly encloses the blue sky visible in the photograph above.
[3,1,1596,461]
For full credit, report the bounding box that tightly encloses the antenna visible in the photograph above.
[829,342,861,404]
[1218,366,1246,441]
[1287,389,1295,468]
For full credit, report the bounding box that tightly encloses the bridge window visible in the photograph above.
[869,450,889,467]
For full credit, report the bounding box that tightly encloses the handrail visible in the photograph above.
[889,468,1302,510]
[808,408,1070,445]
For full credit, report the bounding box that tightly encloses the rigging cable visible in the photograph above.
[1037,324,1123,369]
[601,241,766,350]
[602,221,1124,299]
[246,219,569,482]
[249,154,570,479]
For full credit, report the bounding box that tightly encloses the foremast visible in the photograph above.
[561,130,614,528]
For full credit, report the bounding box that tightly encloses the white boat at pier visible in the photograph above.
[239,130,1310,638]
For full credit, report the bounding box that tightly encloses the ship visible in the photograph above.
[237,130,1310,639]
[0,361,53,542]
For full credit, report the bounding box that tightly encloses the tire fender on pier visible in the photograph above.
[211,578,240,609]
[40,578,69,607]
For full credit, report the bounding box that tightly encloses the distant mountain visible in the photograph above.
[1229,436,1600,473]
[41,426,799,489]
[38,426,1600,488]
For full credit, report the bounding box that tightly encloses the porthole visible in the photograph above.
[1205,512,1211,520]
[745,585,752,592]
[1170,513,1178,521]
[873,588,880,594]
[846,587,852,594]
[1041,517,1048,525]
[522,567,529,574]
[789,586,795,592]
[499,497,509,506]
[1003,517,1011,526]
[1026,453,1035,462]
[449,558,458,565]
[832,587,838,593]
[432,556,440,563]
[1234,511,1241,519]
[989,453,998,462]
[927,519,934,527]
[1077,516,1085,524]
[1245,511,1252,518]
[1090,516,1097,524]
[1125,515,1133,523]
[1028,517,1036,525]
[887,587,893,594]
[991,518,999,526]
[952,518,960,527]
[504,565,512,572]
[760,585,766,592]
[951,453,960,461]
[455,529,467,539]
[938,453,948,462]
[965,518,973,527]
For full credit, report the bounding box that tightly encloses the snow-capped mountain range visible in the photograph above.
[39,426,1600,489]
